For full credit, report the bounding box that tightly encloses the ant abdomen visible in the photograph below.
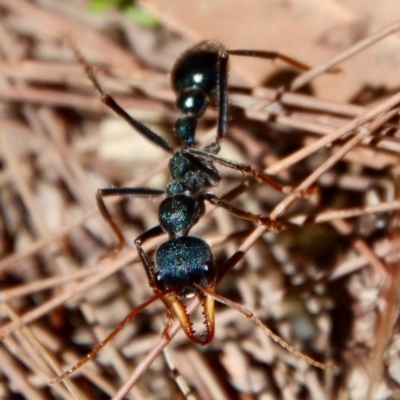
[171,40,223,99]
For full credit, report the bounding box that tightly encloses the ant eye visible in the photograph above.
[202,261,216,283]
[155,272,166,290]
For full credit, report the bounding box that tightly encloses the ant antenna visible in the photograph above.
[51,288,175,383]
[196,285,338,372]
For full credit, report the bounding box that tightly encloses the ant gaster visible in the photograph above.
[54,41,322,382]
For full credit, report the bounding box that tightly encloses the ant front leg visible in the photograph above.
[203,193,287,232]
[135,227,185,342]
[133,226,176,339]
[134,225,165,288]
[97,187,165,258]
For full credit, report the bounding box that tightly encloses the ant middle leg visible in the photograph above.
[184,148,318,204]
[134,226,177,341]
[97,187,165,257]
[203,193,287,232]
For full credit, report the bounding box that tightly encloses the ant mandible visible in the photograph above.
[54,41,326,383]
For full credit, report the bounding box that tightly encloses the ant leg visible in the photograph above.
[184,148,318,200]
[227,49,311,71]
[213,48,312,146]
[134,225,165,288]
[228,49,339,73]
[72,45,174,154]
[203,193,287,232]
[216,49,229,144]
[214,48,313,146]
[97,187,165,257]
[133,226,186,341]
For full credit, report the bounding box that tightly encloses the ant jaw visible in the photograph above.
[200,285,215,344]
[164,285,215,345]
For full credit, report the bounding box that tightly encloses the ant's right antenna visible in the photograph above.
[197,285,338,371]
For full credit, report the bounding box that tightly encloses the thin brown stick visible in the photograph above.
[289,21,400,91]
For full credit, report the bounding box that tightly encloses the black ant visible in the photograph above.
[53,41,331,383]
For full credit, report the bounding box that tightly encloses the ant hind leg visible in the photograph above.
[71,42,174,154]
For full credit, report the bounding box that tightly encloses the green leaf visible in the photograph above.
[88,0,112,13]
[88,0,159,27]
[126,6,160,28]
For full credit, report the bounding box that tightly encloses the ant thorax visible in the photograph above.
[166,150,220,196]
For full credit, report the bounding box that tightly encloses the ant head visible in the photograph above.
[154,236,216,298]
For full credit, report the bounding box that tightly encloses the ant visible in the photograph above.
[53,41,331,383]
